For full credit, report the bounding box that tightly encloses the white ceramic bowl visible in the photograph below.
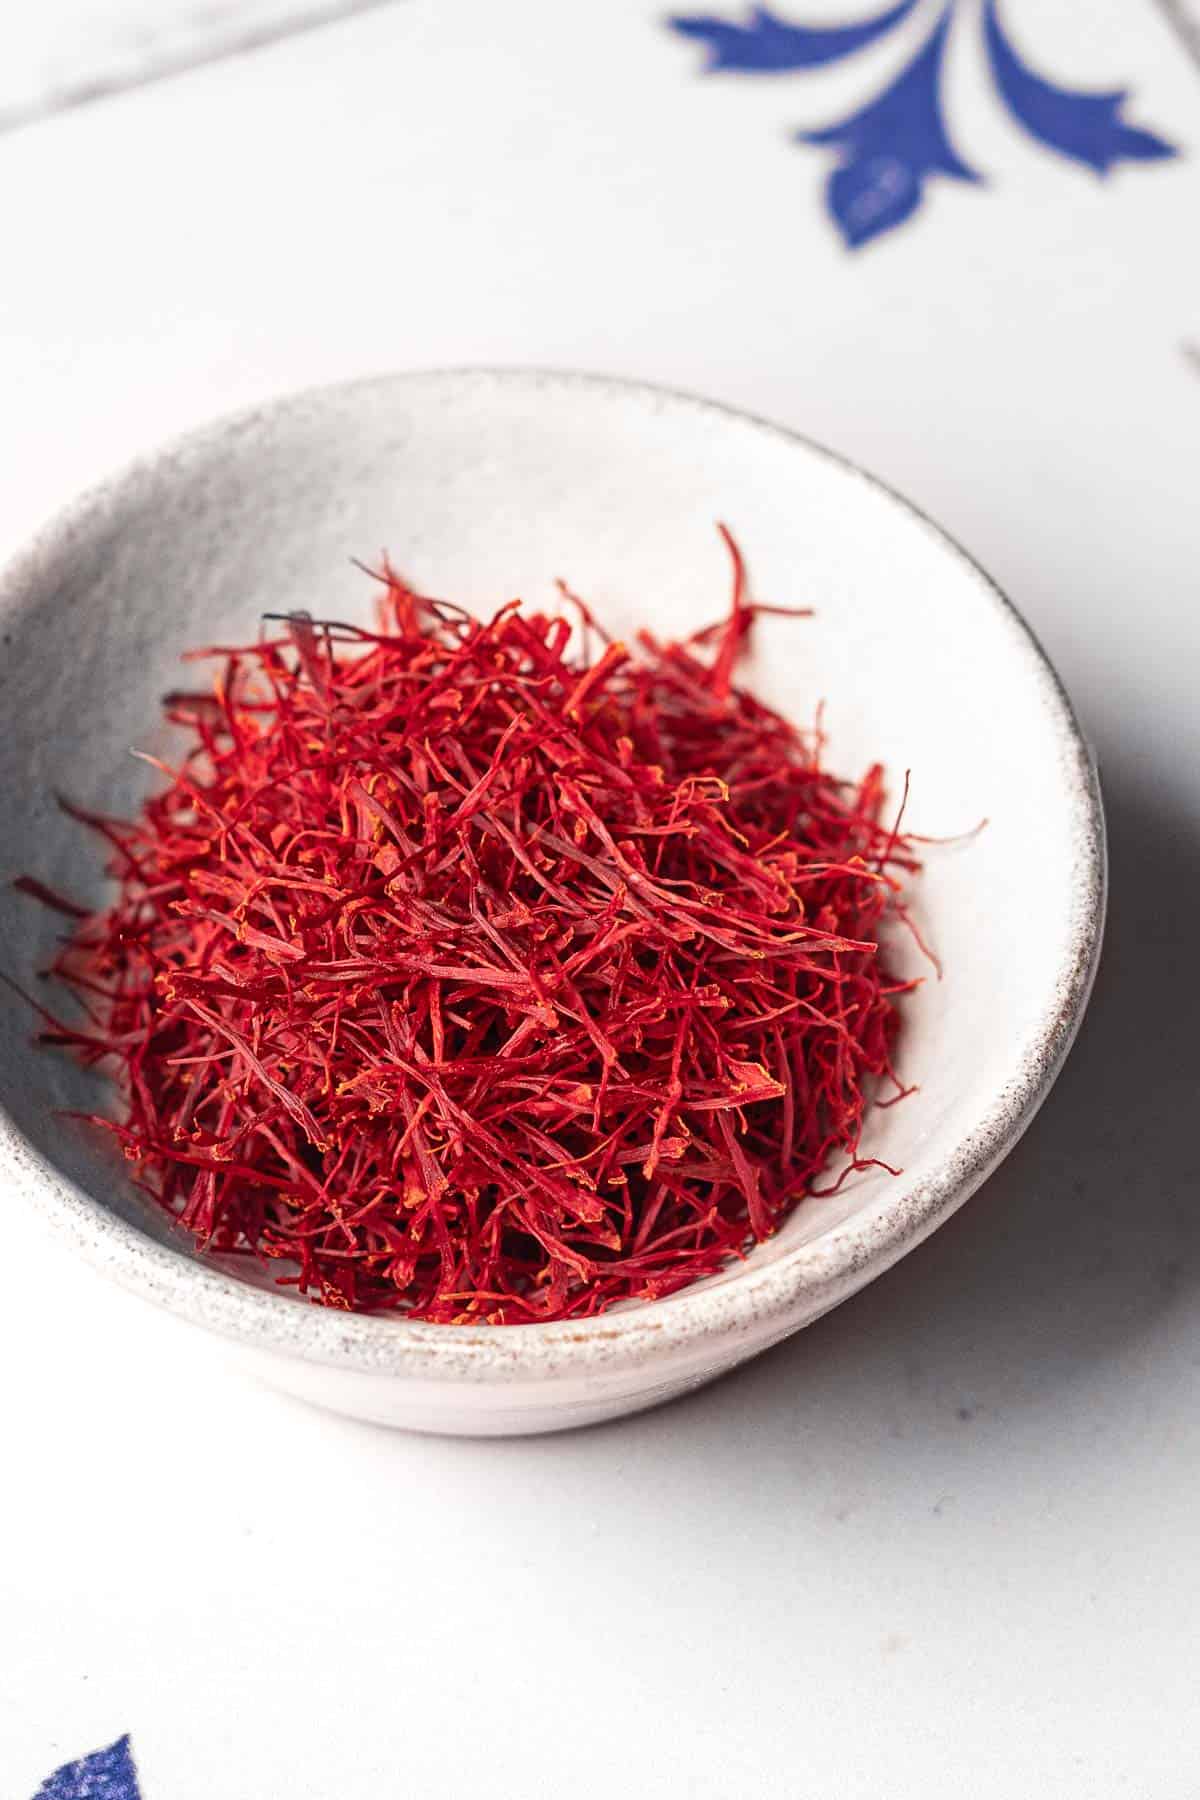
[0,370,1104,1435]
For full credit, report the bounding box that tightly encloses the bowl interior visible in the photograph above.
[0,370,1096,1313]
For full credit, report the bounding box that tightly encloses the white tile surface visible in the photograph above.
[0,0,393,127]
[2,1,1199,1794]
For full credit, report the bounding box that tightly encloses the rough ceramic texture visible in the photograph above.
[0,369,1105,1435]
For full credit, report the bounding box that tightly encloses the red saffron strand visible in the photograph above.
[16,531,923,1324]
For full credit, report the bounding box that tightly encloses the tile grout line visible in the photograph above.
[1150,0,1200,74]
[0,0,403,137]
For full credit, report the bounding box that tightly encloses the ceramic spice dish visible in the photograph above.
[0,369,1105,1434]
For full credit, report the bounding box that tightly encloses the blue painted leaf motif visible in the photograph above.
[668,1,916,74]
[33,1735,141,1800]
[983,0,1177,174]
[797,7,978,248]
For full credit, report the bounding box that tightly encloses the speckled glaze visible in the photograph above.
[0,370,1105,1434]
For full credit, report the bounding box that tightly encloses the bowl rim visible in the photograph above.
[0,365,1107,1381]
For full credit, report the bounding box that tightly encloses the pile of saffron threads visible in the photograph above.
[18,531,925,1324]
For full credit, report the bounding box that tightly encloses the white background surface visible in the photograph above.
[0,1,388,127]
[2,2,1199,1794]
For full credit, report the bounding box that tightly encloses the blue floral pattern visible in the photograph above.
[982,0,1176,174]
[670,1,918,72]
[668,0,1178,246]
[32,1736,141,1800]
[796,7,976,247]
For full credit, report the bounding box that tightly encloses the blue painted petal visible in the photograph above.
[826,155,922,247]
[33,1736,141,1800]
[983,0,1177,174]
[667,1,916,74]
[796,8,978,247]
